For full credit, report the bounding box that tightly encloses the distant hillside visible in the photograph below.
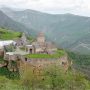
[0,10,36,35]
[1,7,90,54]
[67,51,90,79]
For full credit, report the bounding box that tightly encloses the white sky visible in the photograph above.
[0,0,90,16]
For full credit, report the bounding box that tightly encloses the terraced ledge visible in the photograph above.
[25,49,66,59]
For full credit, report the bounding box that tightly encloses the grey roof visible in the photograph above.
[6,47,28,55]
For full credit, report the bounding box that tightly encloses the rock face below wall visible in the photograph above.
[0,50,4,56]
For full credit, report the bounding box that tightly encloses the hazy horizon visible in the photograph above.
[1,6,90,18]
[0,0,90,17]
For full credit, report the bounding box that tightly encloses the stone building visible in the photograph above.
[21,55,68,70]
[26,45,35,54]
[15,33,28,46]
[21,33,28,45]
[37,32,45,43]
[46,42,57,54]
[4,47,28,71]
[2,32,64,71]
[0,40,16,56]
[26,32,57,54]
[4,47,28,61]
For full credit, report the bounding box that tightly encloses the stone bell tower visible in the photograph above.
[21,33,27,45]
[37,32,45,43]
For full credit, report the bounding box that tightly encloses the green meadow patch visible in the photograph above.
[0,28,21,40]
[25,49,65,59]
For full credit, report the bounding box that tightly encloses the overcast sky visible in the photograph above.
[0,0,90,16]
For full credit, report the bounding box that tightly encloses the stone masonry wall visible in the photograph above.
[21,55,68,68]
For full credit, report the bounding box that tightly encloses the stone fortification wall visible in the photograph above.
[21,55,68,68]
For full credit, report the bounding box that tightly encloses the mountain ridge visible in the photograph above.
[1,6,90,17]
[0,10,37,35]
[1,7,90,54]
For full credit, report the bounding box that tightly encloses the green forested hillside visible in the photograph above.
[0,10,36,35]
[67,51,90,79]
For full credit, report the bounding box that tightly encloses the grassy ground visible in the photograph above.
[0,67,20,79]
[25,49,65,59]
[0,66,90,90]
[0,28,21,40]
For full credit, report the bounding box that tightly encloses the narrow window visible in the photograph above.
[25,58,27,61]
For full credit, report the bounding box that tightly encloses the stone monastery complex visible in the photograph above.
[0,32,68,71]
